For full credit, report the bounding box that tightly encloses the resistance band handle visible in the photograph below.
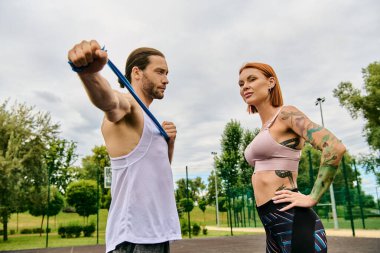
[68,52,170,142]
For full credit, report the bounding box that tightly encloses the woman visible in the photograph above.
[239,62,346,253]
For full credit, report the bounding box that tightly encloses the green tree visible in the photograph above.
[333,61,380,151]
[216,120,244,229]
[333,61,380,184]
[217,120,243,192]
[45,138,79,194]
[81,145,110,183]
[81,145,110,207]
[28,186,64,236]
[175,177,206,203]
[205,169,223,205]
[217,197,229,222]
[0,101,59,241]
[179,198,194,213]
[190,177,206,202]
[198,199,207,223]
[357,154,380,185]
[66,180,98,223]
[175,178,188,203]
[103,190,112,210]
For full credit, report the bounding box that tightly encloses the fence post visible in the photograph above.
[227,187,233,236]
[342,156,355,236]
[247,190,251,227]
[353,159,366,229]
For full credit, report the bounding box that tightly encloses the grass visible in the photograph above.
[0,205,379,251]
[0,233,106,251]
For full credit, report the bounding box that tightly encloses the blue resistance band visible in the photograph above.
[68,50,170,142]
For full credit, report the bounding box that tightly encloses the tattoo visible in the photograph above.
[276,184,294,191]
[275,170,296,189]
[305,126,343,202]
[310,164,338,201]
[280,137,300,149]
[280,111,304,129]
[319,134,341,166]
[295,116,306,134]
[306,122,323,141]
[279,108,345,203]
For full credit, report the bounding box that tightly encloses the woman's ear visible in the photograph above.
[268,77,276,90]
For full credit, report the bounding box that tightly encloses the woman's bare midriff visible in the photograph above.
[252,170,298,207]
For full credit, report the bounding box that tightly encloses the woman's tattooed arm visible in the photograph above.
[280,106,346,202]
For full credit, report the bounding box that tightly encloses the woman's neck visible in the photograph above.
[256,103,279,126]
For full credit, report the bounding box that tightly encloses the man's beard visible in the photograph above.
[142,74,164,99]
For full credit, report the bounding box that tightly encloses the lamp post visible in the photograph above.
[315,97,339,229]
[211,152,220,226]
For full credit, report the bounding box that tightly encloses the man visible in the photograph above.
[68,40,181,253]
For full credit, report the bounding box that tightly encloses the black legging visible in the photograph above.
[257,197,327,253]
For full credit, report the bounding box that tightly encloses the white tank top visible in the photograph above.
[105,112,181,252]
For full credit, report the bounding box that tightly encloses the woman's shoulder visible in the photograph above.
[280,104,300,112]
[278,105,308,124]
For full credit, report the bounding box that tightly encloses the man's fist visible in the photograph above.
[68,40,108,74]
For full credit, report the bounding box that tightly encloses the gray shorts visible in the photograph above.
[111,241,170,253]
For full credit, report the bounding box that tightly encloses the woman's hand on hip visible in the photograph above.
[272,190,317,211]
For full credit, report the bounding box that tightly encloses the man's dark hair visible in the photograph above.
[119,47,165,88]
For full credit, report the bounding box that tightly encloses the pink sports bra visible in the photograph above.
[244,107,301,172]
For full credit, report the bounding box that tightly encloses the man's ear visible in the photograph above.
[132,66,142,81]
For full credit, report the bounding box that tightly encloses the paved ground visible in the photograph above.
[206,226,380,238]
[325,228,380,238]
[2,234,379,253]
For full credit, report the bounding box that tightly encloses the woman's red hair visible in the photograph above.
[239,62,283,114]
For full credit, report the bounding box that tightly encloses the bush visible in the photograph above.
[20,228,33,234]
[179,198,194,213]
[180,219,189,235]
[62,206,76,213]
[58,224,95,238]
[0,230,16,235]
[202,226,208,235]
[59,224,82,238]
[192,223,201,236]
[32,228,41,234]
[83,223,96,237]
[58,226,66,238]
[32,228,45,234]
[66,224,82,238]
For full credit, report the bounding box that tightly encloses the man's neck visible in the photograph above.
[132,85,153,108]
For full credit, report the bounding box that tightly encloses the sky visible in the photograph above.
[0,0,379,198]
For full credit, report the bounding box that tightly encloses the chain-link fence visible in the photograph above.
[214,156,380,232]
